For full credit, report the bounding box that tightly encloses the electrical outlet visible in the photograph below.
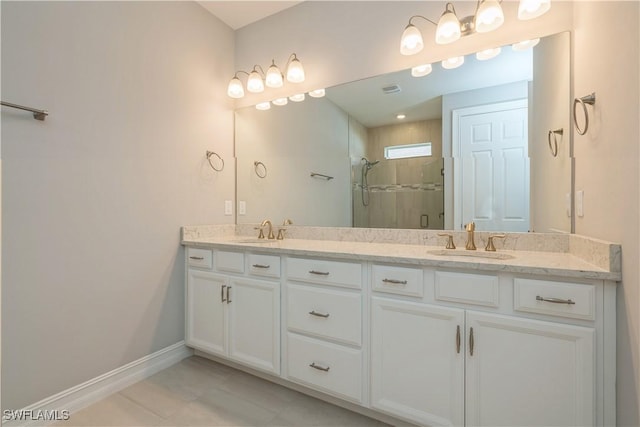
[239,201,246,215]
[224,200,233,216]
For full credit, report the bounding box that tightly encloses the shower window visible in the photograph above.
[384,142,432,160]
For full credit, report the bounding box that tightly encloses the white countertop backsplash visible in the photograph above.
[181,224,621,281]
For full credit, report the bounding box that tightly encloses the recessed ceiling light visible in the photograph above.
[397,114,406,120]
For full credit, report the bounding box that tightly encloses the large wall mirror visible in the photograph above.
[235,32,571,233]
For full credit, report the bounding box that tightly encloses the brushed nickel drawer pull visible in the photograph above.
[252,264,271,269]
[456,325,461,354]
[382,278,408,285]
[189,256,205,260]
[536,296,576,305]
[309,270,330,276]
[226,286,231,304]
[469,327,475,356]
[309,362,330,372]
[221,285,226,303]
[309,310,330,318]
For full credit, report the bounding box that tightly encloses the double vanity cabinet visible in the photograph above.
[183,234,618,427]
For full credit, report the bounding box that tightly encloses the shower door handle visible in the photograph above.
[420,214,429,228]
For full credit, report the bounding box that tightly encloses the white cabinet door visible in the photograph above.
[465,311,595,427]
[227,278,280,375]
[186,270,226,356]
[371,297,465,427]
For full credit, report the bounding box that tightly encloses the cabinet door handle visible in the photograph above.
[226,286,231,304]
[221,285,226,303]
[382,278,408,285]
[189,256,204,260]
[536,295,576,305]
[252,264,271,269]
[469,327,475,356]
[309,310,330,318]
[309,362,330,372]
[309,270,330,276]
[456,325,461,354]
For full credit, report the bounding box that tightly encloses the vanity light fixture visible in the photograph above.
[400,0,550,55]
[512,38,540,51]
[226,53,305,99]
[289,93,305,102]
[272,97,288,106]
[442,55,464,69]
[411,63,433,77]
[476,47,501,60]
[255,101,271,110]
[308,88,326,98]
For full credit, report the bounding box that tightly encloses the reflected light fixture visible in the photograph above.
[272,97,288,106]
[512,38,540,51]
[289,93,305,102]
[400,0,550,55]
[227,53,305,99]
[396,114,407,120]
[255,101,271,111]
[308,88,326,98]
[411,63,433,77]
[476,47,501,60]
[442,56,464,69]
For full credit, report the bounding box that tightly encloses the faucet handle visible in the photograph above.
[437,233,456,250]
[277,228,286,240]
[485,234,506,252]
[465,221,476,232]
[254,226,265,239]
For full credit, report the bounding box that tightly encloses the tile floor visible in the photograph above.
[54,356,392,426]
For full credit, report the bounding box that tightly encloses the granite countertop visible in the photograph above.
[181,226,621,281]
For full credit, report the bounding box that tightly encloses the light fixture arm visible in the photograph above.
[407,14,438,27]
[251,64,266,77]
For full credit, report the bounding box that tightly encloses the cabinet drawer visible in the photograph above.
[287,257,362,289]
[514,278,596,320]
[187,248,213,269]
[248,253,281,278]
[372,264,423,297]
[435,271,499,307]
[287,333,362,403]
[215,250,245,274]
[287,284,361,346]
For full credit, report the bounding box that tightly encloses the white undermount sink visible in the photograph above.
[427,249,514,260]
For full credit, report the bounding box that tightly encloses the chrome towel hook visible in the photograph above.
[547,128,563,157]
[573,92,596,135]
[206,151,224,172]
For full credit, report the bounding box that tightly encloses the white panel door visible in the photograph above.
[455,100,530,231]
[186,270,226,356]
[371,297,465,427]
[227,278,280,374]
[465,311,595,427]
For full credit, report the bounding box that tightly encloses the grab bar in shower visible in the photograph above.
[1,101,49,121]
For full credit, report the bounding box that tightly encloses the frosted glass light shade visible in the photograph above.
[227,77,244,98]
[512,38,540,51]
[442,56,464,69]
[265,63,284,88]
[476,47,501,60]
[256,102,271,110]
[247,70,264,93]
[289,93,305,102]
[411,64,433,77]
[400,24,424,55]
[475,0,504,33]
[518,0,551,20]
[436,8,461,44]
[286,57,305,83]
[272,97,288,106]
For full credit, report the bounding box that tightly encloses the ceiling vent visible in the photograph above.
[382,84,402,94]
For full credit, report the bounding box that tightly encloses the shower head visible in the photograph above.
[361,157,380,170]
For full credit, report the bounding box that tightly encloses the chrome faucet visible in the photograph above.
[465,221,476,250]
[259,219,275,239]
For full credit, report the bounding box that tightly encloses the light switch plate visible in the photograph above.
[224,200,233,216]
[576,190,584,217]
[238,201,246,215]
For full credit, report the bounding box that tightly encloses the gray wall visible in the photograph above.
[1,1,235,409]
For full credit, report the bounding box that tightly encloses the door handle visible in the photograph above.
[469,327,475,356]
[226,286,231,304]
[221,285,226,303]
[456,325,461,354]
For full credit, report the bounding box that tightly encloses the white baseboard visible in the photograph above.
[3,341,193,427]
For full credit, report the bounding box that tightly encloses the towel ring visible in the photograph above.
[254,161,267,178]
[206,151,224,172]
[573,92,596,135]
[547,128,563,157]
